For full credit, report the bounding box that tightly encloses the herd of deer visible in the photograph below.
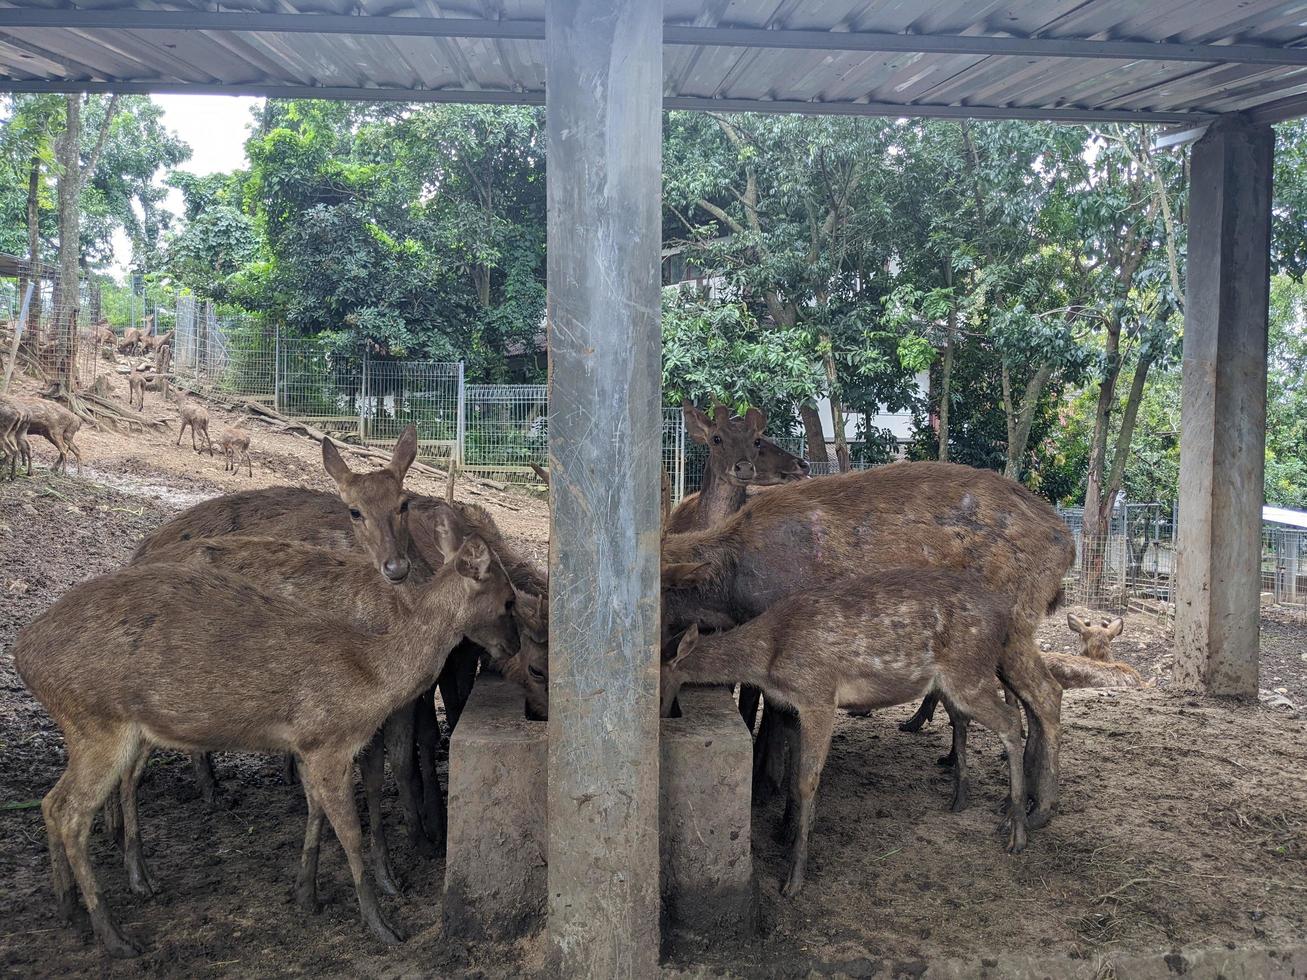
[0,317,253,480]
[11,400,1148,957]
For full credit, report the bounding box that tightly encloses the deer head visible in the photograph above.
[683,401,769,486]
[448,534,521,663]
[1066,613,1124,662]
[322,424,418,584]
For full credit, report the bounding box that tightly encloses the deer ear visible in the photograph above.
[516,591,548,638]
[670,624,700,668]
[530,463,551,487]
[322,438,352,486]
[455,536,493,581]
[1106,617,1124,639]
[744,406,767,434]
[683,401,713,445]
[1066,613,1085,634]
[389,424,418,482]
[661,561,712,590]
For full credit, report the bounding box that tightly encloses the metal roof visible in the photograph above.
[4,2,1307,124]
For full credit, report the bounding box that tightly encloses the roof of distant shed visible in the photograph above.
[3,2,1307,125]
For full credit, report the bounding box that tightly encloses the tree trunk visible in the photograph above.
[53,94,82,390]
[1081,318,1124,595]
[799,402,829,465]
[820,334,850,472]
[22,151,41,344]
[938,280,956,462]
[1001,360,1054,482]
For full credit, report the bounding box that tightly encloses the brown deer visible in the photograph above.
[89,320,116,347]
[172,390,213,455]
[216,426,252,476]
[1066,613,1124,661]
[666,401,809,533]
[16,397,82,475]
[129,432,546,821]
[129,526,527,884]
[118,327,143,356]
[126,364,148,412]
[14,535,519,957]
[661,568,1057,895]
[0,395,32,480]
[661,461,1074,826]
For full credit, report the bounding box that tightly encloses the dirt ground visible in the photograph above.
[1,378,1305,977]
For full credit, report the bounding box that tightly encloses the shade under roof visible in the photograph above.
[4,1,1307,125]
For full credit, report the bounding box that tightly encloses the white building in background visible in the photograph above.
[815,369,930,459]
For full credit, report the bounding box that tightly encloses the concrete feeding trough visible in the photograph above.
[444,676,755,939]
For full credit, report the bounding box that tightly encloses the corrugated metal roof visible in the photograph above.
[3,2,1307,123]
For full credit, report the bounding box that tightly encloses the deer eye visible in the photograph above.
[712,435,722,445]
[400,498,410,514]
[528,666,546,681]
[348,508,362,520]
[754,439,762,448]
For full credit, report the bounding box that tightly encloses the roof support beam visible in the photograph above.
[0,79,1209,124]
[2,11,1307,67]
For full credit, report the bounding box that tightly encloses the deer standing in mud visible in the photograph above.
[172,390,213,454]
[15,397,82,475]
[662,568,1056,895]
[14,534,520,958]
[661,461,1073,826]
[216,426,252,476]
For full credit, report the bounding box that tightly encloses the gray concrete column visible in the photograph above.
[544,0,663,975]
[1174,114,1273,698]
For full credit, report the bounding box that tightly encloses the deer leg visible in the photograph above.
[295,775,325,914]
[413,689,446,845]
[21,431,32,477]
[954,685,1028,854]
[359,733,400,897]
[54,728,143,957]
[42,773,83,928]
[753,700,791,800]
[282,753,298,785]
[439,643,477,732]
[176,420,186,447]
[943,703,970,813]
[190,752,218,805]
[762,699,790,797]
[244,450,252,477]
[299,749,404,945]
[190,424,198,452]
[781,706,836,898]
[67,436,82,476]
[384,704,436,856]
[900,692,939,733]
[738,685,762,732]
[120,747,156,897]
[1004,643,1062,829]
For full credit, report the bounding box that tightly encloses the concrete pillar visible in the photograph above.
[1174,114,1273,698]
[544,0,663,975]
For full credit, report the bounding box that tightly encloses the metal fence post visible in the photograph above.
[456,360,466,469]
[360,345,370,441]
[273,324,281,413]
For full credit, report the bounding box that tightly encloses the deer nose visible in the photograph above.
[382,557,410,583]
[732,460,757,480]
[795,458,811,477]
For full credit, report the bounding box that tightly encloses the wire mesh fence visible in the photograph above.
[0,262,111,394]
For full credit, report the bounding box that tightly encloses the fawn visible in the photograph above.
[662,567,1060,896]
[14,534,519,957]
[217,426,252,476]
[172,389,213,455]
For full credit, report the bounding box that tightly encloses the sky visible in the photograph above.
[110,94,261,276]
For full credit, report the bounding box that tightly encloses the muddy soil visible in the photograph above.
[1,379,1305,977]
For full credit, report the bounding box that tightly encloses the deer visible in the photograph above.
[1041,651,1146,689]
[126,364,148,412]
[661,567,1058,896]
[14,534,519,958]
[172,389,213,455]
[118,327,144,356]
[661,461,1074,828]
[15,397,83,476]
[122,525,533,888]
[1066,613,1124,661]
[666,401,809,533]
[0,395,32,480]
[216,426,252,476]
[89,320,116,347]
[128,429,547,832]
